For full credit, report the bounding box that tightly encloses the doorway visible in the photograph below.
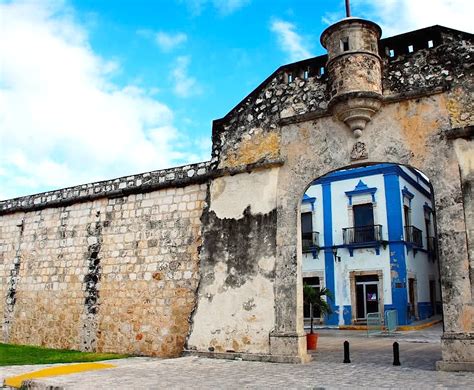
[355,274,380,321]
[408,277,418,320]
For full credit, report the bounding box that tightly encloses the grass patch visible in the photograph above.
[0,343,128,366]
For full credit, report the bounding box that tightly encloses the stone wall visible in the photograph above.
[383,28,473,98]
[1,180,207,357]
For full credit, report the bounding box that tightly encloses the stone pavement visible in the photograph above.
[2,325,473,389]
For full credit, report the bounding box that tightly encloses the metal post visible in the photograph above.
[343,340,351,363]
[393,342,401,366]
[345,0,351,17]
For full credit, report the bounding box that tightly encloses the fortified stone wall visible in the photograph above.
[0,24,472,369]
[211,26,472,172]
[1,164,207,357]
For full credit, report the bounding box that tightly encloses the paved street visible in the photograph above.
[2,325,473,389]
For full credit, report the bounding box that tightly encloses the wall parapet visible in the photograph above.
[0,161,212,215]
[0,159,286,215]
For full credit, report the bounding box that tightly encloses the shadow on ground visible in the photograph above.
[310,323,443,371]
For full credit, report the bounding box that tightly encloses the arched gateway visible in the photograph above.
[187,18,473,370]
[1,17,472,371]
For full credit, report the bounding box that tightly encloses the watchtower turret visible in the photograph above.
[321,18,383,137]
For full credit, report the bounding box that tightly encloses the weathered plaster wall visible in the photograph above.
[453,135,474,297]
[187,168,279,354]
[1,182,206,357]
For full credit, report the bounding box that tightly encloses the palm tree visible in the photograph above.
[303,284,334,334]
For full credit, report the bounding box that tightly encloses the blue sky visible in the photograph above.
[1,0,472,200]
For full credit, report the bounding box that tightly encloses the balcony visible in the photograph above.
[302,231,320,253]
[405,226,423,248]
[343,225,383,245]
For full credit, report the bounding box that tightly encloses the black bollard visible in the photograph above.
[343,340,351,363]
[393,342,401,366]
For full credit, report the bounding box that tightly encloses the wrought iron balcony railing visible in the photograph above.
[404,225,423,247]
[302,231,320,252]
[342,225,383,245]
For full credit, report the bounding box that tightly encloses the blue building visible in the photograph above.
[301,163,440,326]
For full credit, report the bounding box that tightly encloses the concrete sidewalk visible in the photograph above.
[2,324,472,389]
[3,354,473,389]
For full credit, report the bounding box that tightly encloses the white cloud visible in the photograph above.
[213,0,250,15]
[270,19,312,62]
[181,0,250,16]
[0,1,201,200]
[352,0,474,36]
[171,56,200,98]
[155,31,187,51]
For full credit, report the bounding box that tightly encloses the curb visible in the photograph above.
[3,362,116,389]
[338,319,442,331]
[398,319,442,331]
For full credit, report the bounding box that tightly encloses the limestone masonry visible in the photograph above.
[1,183,207,357]
[1,19,473,370]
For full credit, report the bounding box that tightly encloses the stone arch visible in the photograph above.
[271,109,471,366]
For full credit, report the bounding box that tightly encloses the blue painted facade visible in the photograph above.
[383,172,409,325]
[345,180,377,205]
[322,182,338,325]
[301,163,440,326]
[417,302,435,320]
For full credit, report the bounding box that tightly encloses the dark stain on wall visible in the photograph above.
[84,219,103,315]
[81,212,104,351]
[6,260,20,310]
[3,220,24,341]
[200,206,277,288]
